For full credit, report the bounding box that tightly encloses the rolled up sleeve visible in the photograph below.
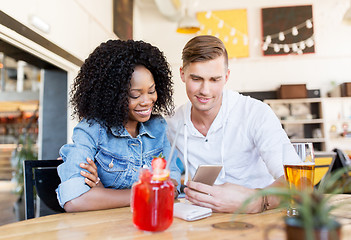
[56,120,99,207]
[56,176,90,208]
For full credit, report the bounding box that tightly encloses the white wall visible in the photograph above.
[0,0,117,141]
[0,0,116,60]
[134,0,351,107]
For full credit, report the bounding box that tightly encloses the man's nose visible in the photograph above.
[200,81,210,95]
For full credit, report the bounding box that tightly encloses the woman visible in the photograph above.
[56,39,181,212]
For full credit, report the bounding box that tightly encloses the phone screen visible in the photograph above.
[192,165,223,186]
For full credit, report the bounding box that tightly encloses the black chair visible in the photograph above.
[24,159,65,219]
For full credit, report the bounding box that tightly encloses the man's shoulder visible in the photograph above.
[167,103,187,121]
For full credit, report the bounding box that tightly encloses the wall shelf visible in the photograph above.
[265,97,351,152]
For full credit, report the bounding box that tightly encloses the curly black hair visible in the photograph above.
[70,39,174,132]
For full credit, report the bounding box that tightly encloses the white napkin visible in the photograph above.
[173,202,212,221]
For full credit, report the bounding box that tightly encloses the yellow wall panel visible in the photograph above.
[197,9,249,59]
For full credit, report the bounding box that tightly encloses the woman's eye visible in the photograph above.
[129,95,140,99]
[149,90,156,94]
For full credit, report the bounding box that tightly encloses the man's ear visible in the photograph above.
[225,68,230,84]
[180,67,186,83]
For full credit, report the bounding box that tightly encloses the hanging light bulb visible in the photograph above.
[230,28,236,36]
[232,38,238,44]
[205,11,212,19]
[215,33,220,38]
[224,36,229,42]
[283,44,290,53]
[207,29,212,35]
[299,41,306,50]
[306,38,314,47]
[262,43,268,51]
[218,20,224,28]
[279,32,285,41]
[274,44,280,52]
[292,27,298,36]
[292,43,298,52]
[306,19,313,29]
[265,35,271,43]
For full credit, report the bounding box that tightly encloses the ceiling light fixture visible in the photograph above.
[343,0,351,25]
[176,9,200,34]
[29,15,50,34]
[176,0,200,34]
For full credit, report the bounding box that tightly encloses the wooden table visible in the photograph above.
[0,195,350,240]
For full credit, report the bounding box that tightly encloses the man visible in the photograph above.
[167,35,291,213]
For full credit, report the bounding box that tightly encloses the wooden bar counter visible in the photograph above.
[0,195,350,240]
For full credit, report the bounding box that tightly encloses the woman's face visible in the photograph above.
[127,65,157,126]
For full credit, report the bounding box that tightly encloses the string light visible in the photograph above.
[278,32,285,41]
[283,44,290,53]
[292,27,298,36]
[200,11,248,47]
[218,20,224,28]
[306,19,313,29]
[205,11,212,19]
[262,18,314,54]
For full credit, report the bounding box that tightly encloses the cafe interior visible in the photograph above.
[1,0,351,238]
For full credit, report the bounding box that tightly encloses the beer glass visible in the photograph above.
[283,142,315,216]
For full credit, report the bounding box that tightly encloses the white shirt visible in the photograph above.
[167,90,290,189]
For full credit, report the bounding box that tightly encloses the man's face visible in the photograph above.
[180,56,230,114]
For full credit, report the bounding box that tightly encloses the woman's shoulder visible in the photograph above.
[146,115,167,126]
[74,118,107,134]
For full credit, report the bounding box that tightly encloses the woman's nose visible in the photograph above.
[140,95,153,105]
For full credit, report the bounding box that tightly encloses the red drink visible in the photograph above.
[132,168,174,232]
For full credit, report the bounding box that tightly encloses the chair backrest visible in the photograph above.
[331,148,350,173]
[314,152,336,186]
[24,159,64,219]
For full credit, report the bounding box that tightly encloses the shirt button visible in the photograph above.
[205,139,208,142]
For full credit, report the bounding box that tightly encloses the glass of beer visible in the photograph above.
[283,142,315,216]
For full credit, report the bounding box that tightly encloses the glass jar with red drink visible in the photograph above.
[131,168,174,232]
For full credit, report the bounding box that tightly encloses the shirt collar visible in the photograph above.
[110,122,155,138]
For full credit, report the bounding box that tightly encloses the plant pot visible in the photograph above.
[285,217,341,240]
[13,195,25,221]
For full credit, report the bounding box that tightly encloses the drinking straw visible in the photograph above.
[166,122,182,170]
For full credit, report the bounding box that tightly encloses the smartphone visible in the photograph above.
[192,165,223,186]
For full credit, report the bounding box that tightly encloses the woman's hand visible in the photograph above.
[80,157,103,188]
[170,178,179,199]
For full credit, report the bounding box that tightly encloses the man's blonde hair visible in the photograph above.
[182,35,228,69]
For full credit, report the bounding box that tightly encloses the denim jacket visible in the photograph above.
[56,115,181,208]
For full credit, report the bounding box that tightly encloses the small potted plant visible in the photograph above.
[239,168,350,240]
[11,128,38,220]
